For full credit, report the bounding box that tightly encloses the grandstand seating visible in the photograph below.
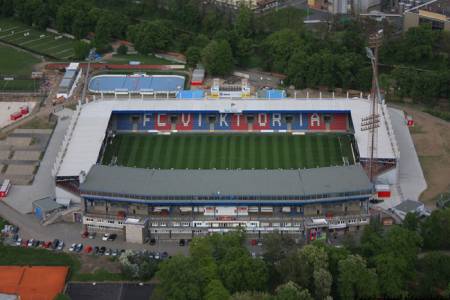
[110,112,351,132]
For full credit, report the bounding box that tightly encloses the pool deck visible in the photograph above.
[88,74,185,94]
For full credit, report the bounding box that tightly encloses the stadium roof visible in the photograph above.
[56,98,398,177]
[80,164,371,197]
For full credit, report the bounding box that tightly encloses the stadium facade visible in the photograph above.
[53,96,399,243]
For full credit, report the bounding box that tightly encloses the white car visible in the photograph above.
[15,237,22,246]
[69,243,76,252]
[27,239,34,247]
[57,241,64,250]
[102,233,110,241]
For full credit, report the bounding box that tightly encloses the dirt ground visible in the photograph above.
[77,255,121,274]
[400,105,450,205]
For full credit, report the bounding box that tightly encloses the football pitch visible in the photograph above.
[0,18,76,59]
[101,133,356,170]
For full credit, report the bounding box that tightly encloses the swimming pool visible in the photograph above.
[88,74,185,94]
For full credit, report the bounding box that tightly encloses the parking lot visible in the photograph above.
[1,220,271,261]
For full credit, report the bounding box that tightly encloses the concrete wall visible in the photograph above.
[403,12,420,32]
[125,221,148,244]
[56,186,81,204]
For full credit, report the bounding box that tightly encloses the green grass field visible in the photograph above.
[0,44,40,91]
[106,53,173,65]
[0,18,77,59]
[101,133,356,170]
[0,44,40,76]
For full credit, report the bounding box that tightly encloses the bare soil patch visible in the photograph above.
[401,106,450,205]
[77,255,121,274]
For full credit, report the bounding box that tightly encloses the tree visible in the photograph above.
[117,44,128,55]
[55,4,76,33]
[202,40,234,76]
[219,247,268,293]
[119,250,158,280]
[234,6,254,38]
[1,0,14,17]
[403,212,419,231]
[186,46,202,68]
[32,1,49,30]
[71,11,92,39]
[277,245,329,298]
[73,41,91,60]
[313,268,332,300]
[374,253,408,298]
[338,255,378,300]
[421,208,450,250]
[415,252,450,298]
[156,255,203,300]
[93,16,112,53]
[274,281,313,300]
[230,291,272,300]
[262,29,302,72]
[205,280,230,300]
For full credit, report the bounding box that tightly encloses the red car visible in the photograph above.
[43,241,52,248]
[81,231,89,238]
[250,239,257,246]
[22,239,28,247]
[84,245,93,254]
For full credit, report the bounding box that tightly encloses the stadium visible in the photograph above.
[52,79,399,243]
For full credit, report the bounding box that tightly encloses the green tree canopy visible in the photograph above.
[202,39,234,76]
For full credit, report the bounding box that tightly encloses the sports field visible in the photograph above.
[101,133,356,170]
[0,44,40,91]
[0,18,77,59]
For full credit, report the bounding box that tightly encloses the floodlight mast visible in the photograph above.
[363,30,383,182]
[80,48,96,105]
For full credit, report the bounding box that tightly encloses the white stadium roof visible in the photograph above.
[56,98,398,178]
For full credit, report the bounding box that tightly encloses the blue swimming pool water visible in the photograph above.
[88,74,185,93]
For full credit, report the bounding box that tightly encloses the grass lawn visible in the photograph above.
[102,133,355,170]
[0,244,80,276]
[106,53,173,65]
[0,18,76,59]
[0,44,39,76]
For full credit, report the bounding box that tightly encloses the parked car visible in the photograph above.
[27,239,34,247]
[32,240,39,247]
[102,233,110,241]
[84,245,93,254]
[99,246,106,255]
[43,241,52,249]
[107,234,117,241]
[52,239,59,250]
[81,231,89,238]
[250,239,257,246]
[112,249,118,256]
[15,237,22,246]
[179,239,186,247]
[12,234,19,242]
[105,248,111,256]
[161,251,169,259]
[69,243,76,252]
[22,239,28,247]
[57,241,64,251]
[88,232,96,239]
[75,243,83,253]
